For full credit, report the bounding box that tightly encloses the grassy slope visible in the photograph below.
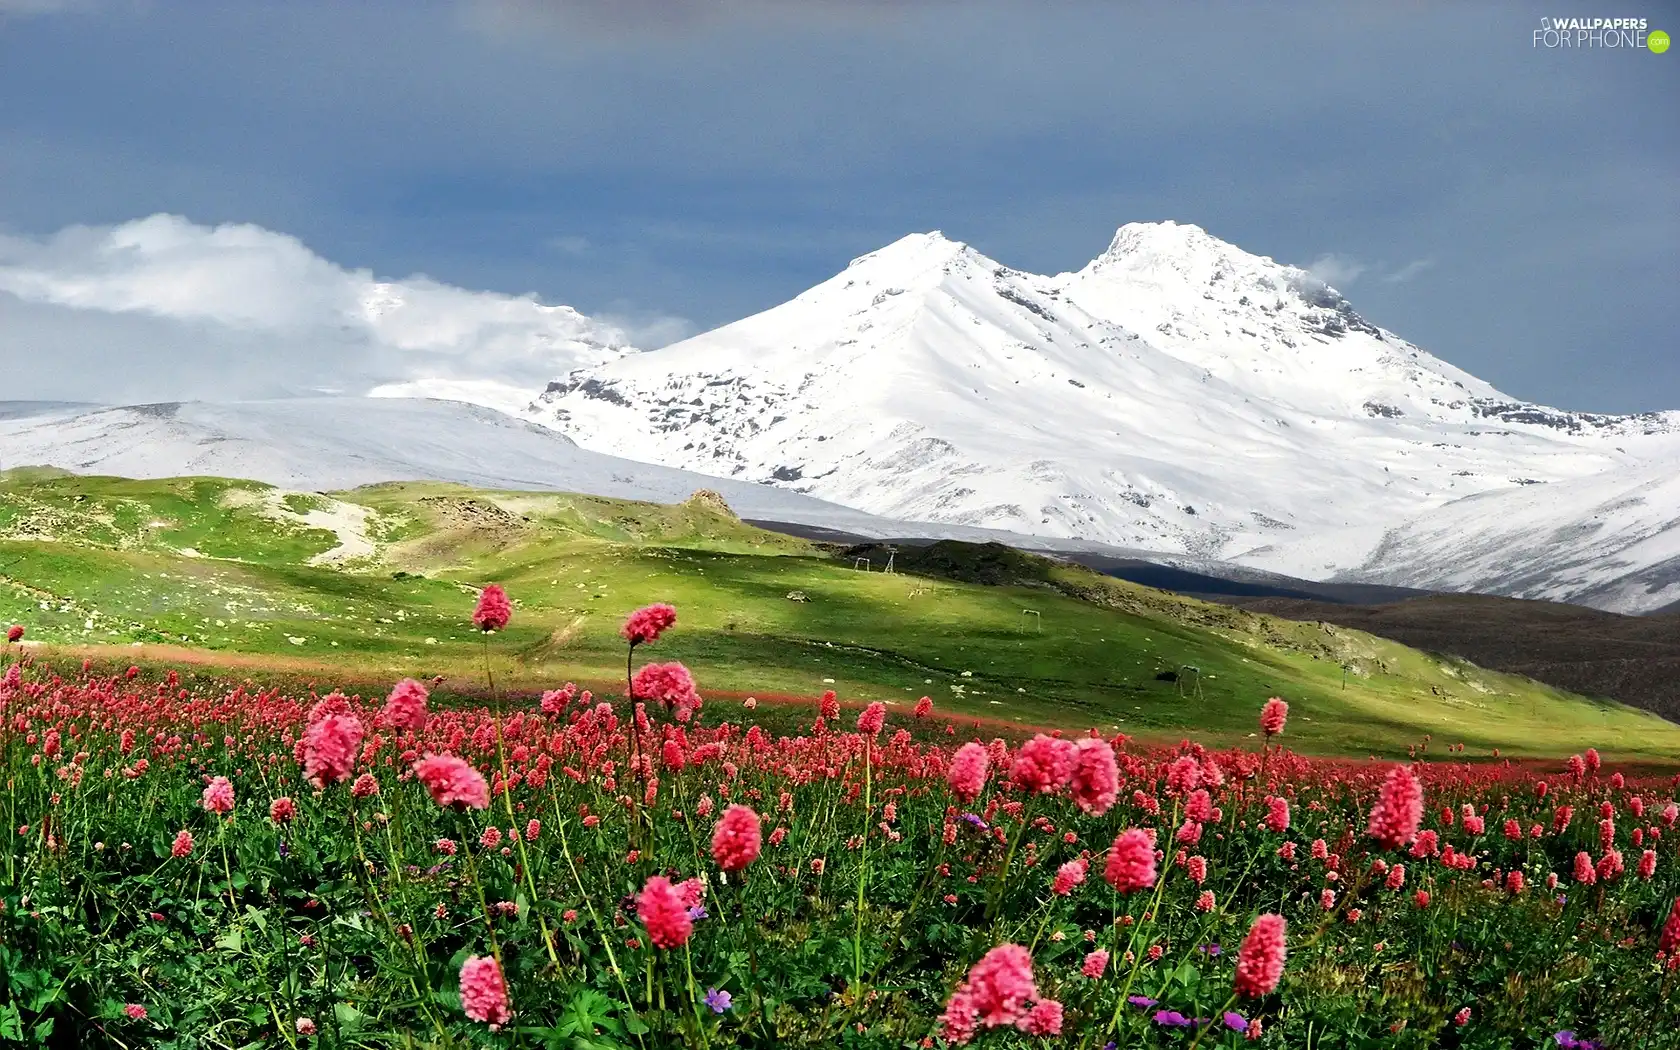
[2,471,1676,760]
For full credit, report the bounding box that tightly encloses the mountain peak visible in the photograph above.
[1086,220,1275,274]
[845,230,976,274]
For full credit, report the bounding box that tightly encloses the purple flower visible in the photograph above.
[1223,1012,1249,1033]
[1199,942,1222,956]
[1127,995,1158,1008]
[1153,1011,1193,1028]
[960,812,990,831]
[703,988,732,1014]
[687,904,708,921]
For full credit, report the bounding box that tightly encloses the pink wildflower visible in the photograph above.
[1068,738,1119,815]
[1234,913,1287,998]
[201,775,235,815]
[413,753,491,810]
[712,804,762,872]
[1366,765,1424,850]
[1052,859,1087,896]
[622,603,677,646]
[379,679,429,731]
[472,585,511,632]
[1104,828,1157,893]
[856,701,886,736]
[459,955,512,1028]
[637,875,693,948]
[303,712,364,788]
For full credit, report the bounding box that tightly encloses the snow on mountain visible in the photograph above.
[1343,453,1680,614]
[525,221,1680,612]
[0,397,1194,554]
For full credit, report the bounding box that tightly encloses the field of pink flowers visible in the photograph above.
[5,595,1680,1049]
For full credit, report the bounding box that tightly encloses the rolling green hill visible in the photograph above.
[3,470,1676,760]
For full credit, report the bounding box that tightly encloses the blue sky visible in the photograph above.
[0,0,1676,411]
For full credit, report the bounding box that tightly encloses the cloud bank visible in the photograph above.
[0,214,685,406]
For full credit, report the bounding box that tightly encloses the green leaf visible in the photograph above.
[333,1003,366,1034]
[0,1003,23,1042]
[215,928,243,953]
[1172,961,1200,987]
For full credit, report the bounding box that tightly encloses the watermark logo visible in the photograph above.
[1533,16,1667,49]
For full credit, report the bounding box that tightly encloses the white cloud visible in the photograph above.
[548,234,592,256]
[1305,253,1367,289]
[1381,257,1435,284]
[0,214,686,405]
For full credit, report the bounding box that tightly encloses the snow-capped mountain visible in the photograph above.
[524,221,1680,612]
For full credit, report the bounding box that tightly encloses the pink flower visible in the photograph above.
[1573,851,1596,885]
[379,678,429,731]
[124,1004,146,1020]
[913,695,933,718]
[962,944,1038,1028]
[1260,697,1288,737]
[1234,913,1287,998]
[525,819,541,842]
[351,773,380,799]
[1187,855,1208,885]
[303,712,364,788]
[1052,859,1087,896]
[1068,738,1119,816]
[711,804,762,872]
[637,875,693,948]
[1639,849,1658,880]
[5,625,22,643]
[1453,1007,1470,1026]
[1104,828,1157,893]
[856,701,886,736]
[171,829,194,858]
[459,955,512,1028]
[1082,949,1109,978]
[413,753,491,810]
[1010,734,1074,795]
[1366,765,1423,850]
[1185,788,1214,823]
[622,603,677,646]
[480,826,502,849]
[631,662,702,720]
[201,775,235,815]
[1165,754,1202,796]
[947,742,990,803]
[1017,998,1063,1036]
[1196,889,1216,912]
[269,797,296,824]
[1659,897,1680,956]
[295,1018,317,1036]
[472,584,512,632]
[819,690,840,721]
[1264,796,1290,833]
[540,683,577,715]
[1386,863,1406,890]
[939,990,979,1046]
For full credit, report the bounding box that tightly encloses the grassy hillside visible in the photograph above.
[2,470,1677,760]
